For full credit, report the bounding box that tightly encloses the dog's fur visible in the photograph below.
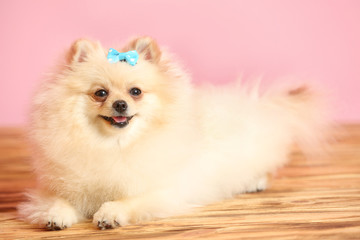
[18,37,330,230]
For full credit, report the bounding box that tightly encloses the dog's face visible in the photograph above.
[61,37,182,143]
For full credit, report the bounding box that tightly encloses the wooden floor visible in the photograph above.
[0,125,359,240]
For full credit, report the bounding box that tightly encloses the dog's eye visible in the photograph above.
[129,88,142,97]
[94,89,108,102]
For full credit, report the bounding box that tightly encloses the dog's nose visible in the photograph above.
[112,100,128,113]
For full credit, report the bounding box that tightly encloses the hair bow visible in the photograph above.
[107,48,139,66]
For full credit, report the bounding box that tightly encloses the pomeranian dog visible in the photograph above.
[18,36,330,230]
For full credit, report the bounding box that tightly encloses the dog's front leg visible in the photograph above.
[18,190,82,230]
[93,189,187,229]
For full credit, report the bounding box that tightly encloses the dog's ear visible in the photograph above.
[124,37,161,64]
[66,39,100,64]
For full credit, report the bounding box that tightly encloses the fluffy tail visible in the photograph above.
[267,84,333,157]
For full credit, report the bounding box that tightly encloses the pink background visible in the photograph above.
[1,0,360,125]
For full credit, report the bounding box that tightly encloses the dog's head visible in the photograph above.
[59,37,190,145]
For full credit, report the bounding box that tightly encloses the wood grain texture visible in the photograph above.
[0,125,359,239]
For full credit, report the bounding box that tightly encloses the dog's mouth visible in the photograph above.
[100,115,134,128]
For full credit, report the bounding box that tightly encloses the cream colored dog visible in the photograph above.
[18,37,330,230]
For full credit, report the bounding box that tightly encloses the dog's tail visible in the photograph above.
[266,84,333,157]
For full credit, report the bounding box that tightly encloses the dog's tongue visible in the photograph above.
[112,116,127,123]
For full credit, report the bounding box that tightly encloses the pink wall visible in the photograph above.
[1,0,359,125]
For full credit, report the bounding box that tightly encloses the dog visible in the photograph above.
[18,36,330,230]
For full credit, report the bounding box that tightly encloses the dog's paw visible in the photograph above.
[42,205,79,231]
[45,219,69,231]
[18,195,80,230]
[37,202,78,230]
[245,176,268,193]
[93,201,131,230]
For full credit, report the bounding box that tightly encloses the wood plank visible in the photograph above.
[0,125,359,239]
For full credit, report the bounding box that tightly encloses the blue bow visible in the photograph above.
[107,48,139,66]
